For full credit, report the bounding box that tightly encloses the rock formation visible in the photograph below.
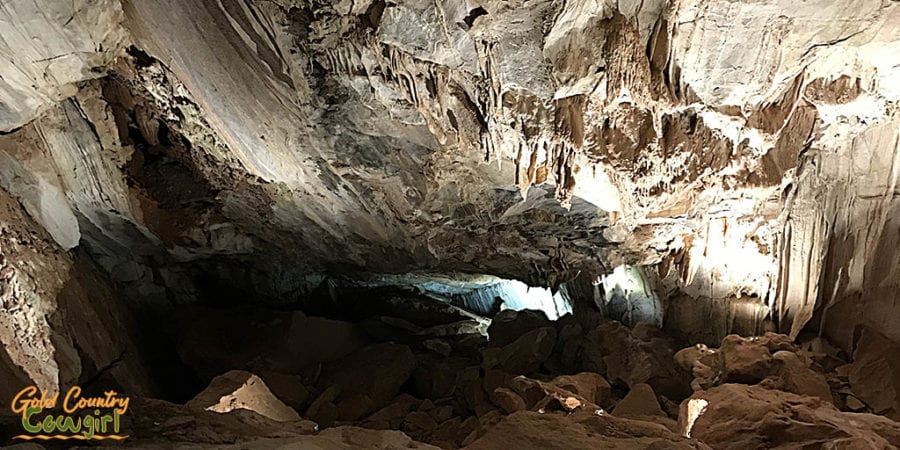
[0,0,899,448]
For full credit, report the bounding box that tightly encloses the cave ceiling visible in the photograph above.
[0,0,898,346]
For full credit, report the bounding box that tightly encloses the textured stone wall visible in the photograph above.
[0,0,897,350]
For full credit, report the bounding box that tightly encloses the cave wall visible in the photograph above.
[0,188,157,405]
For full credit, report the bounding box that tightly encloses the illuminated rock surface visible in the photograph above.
[0,0,898,448]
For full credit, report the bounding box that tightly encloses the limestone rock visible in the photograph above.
[680,384,900,448]
[0,189,157,402]
[186,370,301,422]
[487,309,553,348]
[848,328,900,420]
[206,428,441,450]
[0,0,896,356]
[484,327,557,375]
[613,383,665,418]
[176,307,366,380]
[364,394,422,430]
[764,351,832,403]
[257,371,310,411]
[719,334,777,384]
[507,375,599,414]
[465,410,709,449]
[582,321,689,399]
[124,396,436,449]
[491,388,527,414]
[549,373,612,408]
[122,396,318,446]
[677,333,831,402]
[0,0,127,131]
[316,343,417,421]
[412,355,470,399]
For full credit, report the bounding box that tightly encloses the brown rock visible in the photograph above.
[465,410,709,449]
[613,383,665,418]
[845,395,867,411]
[719,334,773,383]
[546,313,584,373]
[491,387,527,414]
[766,350,832,402]
[124,396,319,446]
[678,333,830,400]
[404,410,439,435]
[674,344,717,372]
[455,366,493,416]
[487,309,552,348]
[317,343,417,421]
[487,327,557,375]
[582,321,689,399]
[177,307,366,380]
[204,426,441,449]
[257,371,309,410]
[186,370,301,422]
[365,394,421,428]
[848,327,900,420]
[305,385,340,427]
[679,384,900,448]
[550,372,612,407]
[412,355,469,399]
[508,375,598,413]
[430,405,454,423]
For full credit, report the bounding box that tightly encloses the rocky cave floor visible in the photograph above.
[4,282,900,449]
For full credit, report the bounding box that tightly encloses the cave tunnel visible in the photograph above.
[1,0,899,448]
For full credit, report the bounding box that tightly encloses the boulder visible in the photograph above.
[465,410,709,449]
[257,371,309,410]
[508,375,599,413]
[483,327,556,375]
[719,334,775,383]
[764,350,832,402]
[411,354,469,399]
[612,383,665,418]
[455,365,494,416]
[363,394,421,429]
[677,333,832,401]
[678,384,900,448]
[581,321,689,399]
[550,373,612,408]
[305,385,341,428]
[124,396,318,446]
[316,343,417,421]
[186,370,301,422]
[491,387,527,414]
[487,309,552,348]
[146,425,439,449]
[548,314,584,372]
[581,325,608,374]
[176,307,366,380]
[848,328,900,420]
[403,411,439,436]
[674,344,720,391]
